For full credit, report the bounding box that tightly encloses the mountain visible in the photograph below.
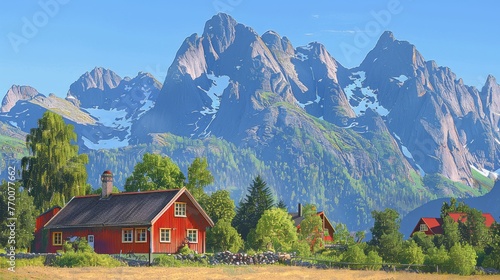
[1,13,499,231]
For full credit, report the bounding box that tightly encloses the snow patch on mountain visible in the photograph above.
[393,132,426,176]
[343,71,389,117]
[392,75,408,83]
[82,107,132,149]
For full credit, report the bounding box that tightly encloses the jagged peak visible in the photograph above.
[203,13,238,37]
[485,74,497,86]
[1,85,41,113]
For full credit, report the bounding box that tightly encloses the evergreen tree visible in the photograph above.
[276,199,287,210]
[186,157,214,201]
[124,153,185,192]
[21,111,88,210]
[233,175,274,240]
[441,215,460,250]
[369,208,403,263]
[459,208,490,249]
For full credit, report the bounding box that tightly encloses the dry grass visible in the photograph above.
[1,266,500,280]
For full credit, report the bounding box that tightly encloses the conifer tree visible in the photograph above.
[233,175,274,240]
[21,111,88,210]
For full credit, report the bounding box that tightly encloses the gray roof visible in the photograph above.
[45,189,181,229]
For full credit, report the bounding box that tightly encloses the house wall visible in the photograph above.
[411,221,434,236]
[152,193,210,254]
[33,207,60,253]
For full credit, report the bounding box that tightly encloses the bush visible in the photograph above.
[365,251,383,270]
[0,256,45,268]
[291,240,311,257]
[156,255,183,267]
[53,251,122,267]
[447,243,477,275]
[342,244,366,269]
[424,246,449,273]
[178,245,194,255]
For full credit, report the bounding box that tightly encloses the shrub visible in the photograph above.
[178,245,194,255]
[53,251,122,267]
[342,244,366,269]
[156,255,183,267]
[447,243,477,275]
[424,246,450,273]
[365,251,383,270]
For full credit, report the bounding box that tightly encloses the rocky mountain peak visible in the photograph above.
[202,13,239,54]
[68,67,121,96]
[1,85,40,113]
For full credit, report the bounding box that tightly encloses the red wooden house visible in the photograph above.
[289,203,335,242]
[33,171,214,254]
[411,212,496,237]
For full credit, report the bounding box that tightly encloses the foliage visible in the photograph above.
[447,243,477,276]
[202,190,235,224]
[342,244,366,269]
[0,181,36,249]
[441,215,460,250]
[53,238,122,267]
[124,153,185,192]
[410,232,435,253]
[365,250,383,270]
[155,254,183,267]
[482,223,500,269]
[298,204,324,253]
[21,111,89,210]
[91,185,120,195]
[459,208,490,249]
[424,246,450,273]
[0,256,45,268]
[401,240,425,265]
[291,240,312,257]
[276,199,287,210]
[233,175,274,240]
[334,223,354,245]
[178,244,194,255]
[440,197,469,218]
[186,157,214,201]
[207,219,244,253]
[253,208,298,252]
[370,208,403,263]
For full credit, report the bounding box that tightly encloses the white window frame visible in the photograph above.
[420,224,428,232]
[187,229,198,243]
[122,228,133,243]
[174,202,187,217]
[160,228,171,243]
[135,228,147,243]
[53,232,63,246]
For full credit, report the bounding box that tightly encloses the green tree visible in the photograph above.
[334,223,354,245]
[424,246,450,273]
[343,244,366,269]
[0,181,36,249]
[401,240,425,265]
[21,111,88,210]
[253,208,298,251]
[206,219,243,253]
[299,204,324,253]
[276,199,287,210]
[186,157,214,201]
[440,198,469,218]
[366,250,383,270]
[91,186,120,195]
[411,232,435,253]
[203,190,235,225]
[442,215,460,250]
[483,223,500,269]
[447,243,477,275]
[370,208,403,263]
[233,175,274,240]
[459,208,490,249]
[124,153,185,192]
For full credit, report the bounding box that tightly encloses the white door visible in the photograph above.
[88,235,94,250]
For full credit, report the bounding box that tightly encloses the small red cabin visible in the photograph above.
[33,171,213,254]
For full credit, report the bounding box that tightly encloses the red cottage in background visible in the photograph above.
[289,203,335,242]
[411,212,496,237]
[33,171,214,254]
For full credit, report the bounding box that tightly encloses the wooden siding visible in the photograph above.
[33,207,60,253]
[152,193,210,254]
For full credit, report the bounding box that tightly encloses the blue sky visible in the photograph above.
[1,1,498,97]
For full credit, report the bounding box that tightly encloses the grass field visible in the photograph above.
[1,266,500,280]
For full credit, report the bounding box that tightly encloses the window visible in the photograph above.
[52,232,62,246]
[175,202,186,217]
[187,229,198,243]
[135,228,147,243]
[420,224,428,232]
[160,228,171,243]
[122,228,133,243]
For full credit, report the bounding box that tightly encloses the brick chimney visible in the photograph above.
[101,170,113,198]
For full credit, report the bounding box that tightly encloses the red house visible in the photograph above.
[33,171,214,254]
[289,203,335,242]
[411,212,496,237]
